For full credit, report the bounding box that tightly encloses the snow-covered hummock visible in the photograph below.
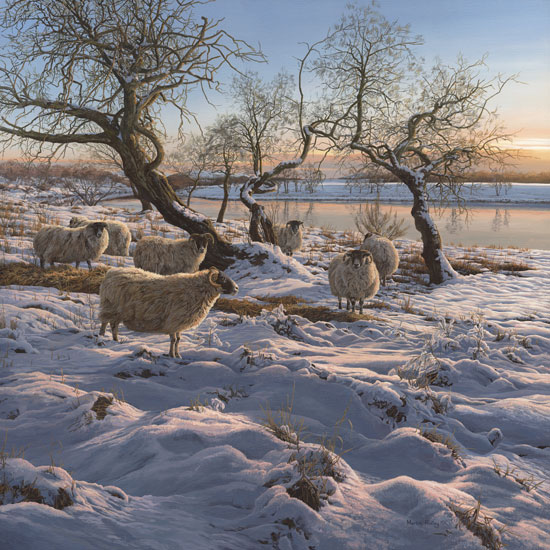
[1,181,550,549]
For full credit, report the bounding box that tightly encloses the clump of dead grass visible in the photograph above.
[419,425,462,461]
[450,499,505,550]
[91,396,113,420]
[0,262,109,294]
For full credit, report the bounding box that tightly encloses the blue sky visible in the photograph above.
[182,0,550,156]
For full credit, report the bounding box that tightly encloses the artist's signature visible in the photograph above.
[406,519,441,528]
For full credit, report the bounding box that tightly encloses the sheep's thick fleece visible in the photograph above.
[33,223,108,268]
[70,216,131,256]
[99,267,223,336]
[329,251,380,312]
[360,234,399,284]
[133,235,209,274]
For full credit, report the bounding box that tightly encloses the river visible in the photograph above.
[105,197,550,250]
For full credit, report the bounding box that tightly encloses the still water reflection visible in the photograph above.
[106,197,550,250]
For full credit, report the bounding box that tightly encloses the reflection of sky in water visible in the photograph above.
[107,197,550,250]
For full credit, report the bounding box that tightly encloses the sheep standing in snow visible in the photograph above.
[69,216,131,256]
[33,222,108,270]
[276,220,304,256]
[360,232,399,285]
[99,267,238,357]
[133,233,213,275]
[328,249,380,314]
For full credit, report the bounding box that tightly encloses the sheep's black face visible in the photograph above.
[286,220,303,234]
[344,250,372,269]
[216,271,239,295]
[191,233,213,254]
[90,222,107,238]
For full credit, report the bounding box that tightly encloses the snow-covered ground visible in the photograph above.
[194,180,550,204]
[1,181,549,550]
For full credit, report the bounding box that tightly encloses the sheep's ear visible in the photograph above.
[190,233,200,240]
[203,233,214,244]
[343,252,352,263]
[364,232,372,239]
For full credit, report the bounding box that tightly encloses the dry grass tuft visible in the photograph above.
[91,396,113,420]
[0,262,109,294]
[419,425,462,461]
[450,499,505,550]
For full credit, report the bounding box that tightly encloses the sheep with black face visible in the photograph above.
[276,220,304,256]
[99,267,238,358]
[33,222,108,270]
[328,249,380,314]
[133,233,213,275]
[69,216,131,256]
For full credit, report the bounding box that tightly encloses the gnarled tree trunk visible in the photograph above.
[217,174,231,223]
[120,152,236,269]
[407,181,458,284]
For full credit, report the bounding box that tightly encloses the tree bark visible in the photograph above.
[120,155,236,269]
[217,174,231,223]
[409,184,458,284]
[128,180,153,211]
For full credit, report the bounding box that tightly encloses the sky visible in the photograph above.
[180,0,550,171]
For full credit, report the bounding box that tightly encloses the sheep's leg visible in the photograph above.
[359,299,364,314]
[174,332,181,358]
[75,261,80,269]
[87,260,92,270]
[110,322,119,341]
[346,299,350,311]
[99,322,107,336]
[350,299,356,313]
[338,297,342,309]
[382,275,386,286]
[169,333,176,358]
[39,258,44,268]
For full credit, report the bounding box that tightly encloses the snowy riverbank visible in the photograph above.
[193,180,550,205]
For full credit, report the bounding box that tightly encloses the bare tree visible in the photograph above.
[205,115,245,223]
[0,0,260,268]
[62,173,118,206]
[307,6,514,283]
[299,163,325,194]
[170,133,214,207]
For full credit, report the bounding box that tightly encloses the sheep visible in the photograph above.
[69,216,131,256]
[360,232,399,285]
[276,220,304,256]
[99,266,239,357]
[133,233,213,275]
[328,249,380,314]
[33,222,108,270]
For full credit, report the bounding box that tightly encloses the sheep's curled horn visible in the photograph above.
[208,267,222,288]
[204,233,214,244]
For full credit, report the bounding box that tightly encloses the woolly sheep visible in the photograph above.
[276,220,304,256]
[133,233,213,275]
[328,249,380,314]
[69,216,131,256]
[99,266,239,357]
[33,222,108,270]
[360,232,399,285]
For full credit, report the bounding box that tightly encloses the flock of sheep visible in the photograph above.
[32,216,399,357]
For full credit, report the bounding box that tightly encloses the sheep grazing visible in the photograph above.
[360,232,399,286]
[33,222,108,270]
[69,216,131,256]
[133,233,213,275]
[99,267,239,358]
[276,220,304,256]
[328,249,380,314]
